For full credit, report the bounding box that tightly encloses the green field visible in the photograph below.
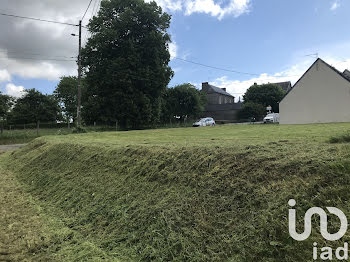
[1,123,350,261]
[0,128,72,145]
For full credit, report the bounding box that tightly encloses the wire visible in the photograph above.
[0,56,76,62]
[174,57,260,76]
[0,50,76,59]
[174,57,302,78]
[82,0,94,21]
[0,12,79,26]
[83,0,100,46]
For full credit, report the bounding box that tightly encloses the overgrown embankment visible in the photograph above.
[4,134,350,261]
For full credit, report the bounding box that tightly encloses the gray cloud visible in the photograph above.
[0,0,99,81]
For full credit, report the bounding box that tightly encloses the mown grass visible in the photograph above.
[2,122,350,261]
[0,157,120,261]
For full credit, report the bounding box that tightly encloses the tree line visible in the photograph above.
[0,81,206,130]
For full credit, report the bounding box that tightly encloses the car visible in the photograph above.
[193,117,216,127]
[263,113,279,123]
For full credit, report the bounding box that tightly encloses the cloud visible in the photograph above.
[0,0,91,81]
[331,0,340,11]
[168,42,178,60]
[0,69,11,82]
[149,0,183,11]
[0,0,247,84]
[148,0,250,19]
[184,0,250,19]
[5,83,24,97]
[207,56,350,101]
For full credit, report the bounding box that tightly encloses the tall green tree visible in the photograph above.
[11,89,60,126]
[0,92,14,133]
[243,83,285,113]
[54,76,86,126]
[237,102,266,121]
[161,83,207,122]
[81,0,173,128]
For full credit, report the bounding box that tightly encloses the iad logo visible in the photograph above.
[288,199,349,260]
[288,199,348,241]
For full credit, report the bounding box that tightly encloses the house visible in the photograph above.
[201,82,242,122]
[279,58,350,124]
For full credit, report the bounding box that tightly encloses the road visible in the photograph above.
[0,144,26,153]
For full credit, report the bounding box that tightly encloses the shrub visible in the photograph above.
[329,132,350,143]
[72,127,87,134]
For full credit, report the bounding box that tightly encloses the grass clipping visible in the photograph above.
[4,137,350,261]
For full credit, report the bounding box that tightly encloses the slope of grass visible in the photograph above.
[0,156,120,262]
[3,123,350,261]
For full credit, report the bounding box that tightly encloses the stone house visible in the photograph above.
[201,82,242,122]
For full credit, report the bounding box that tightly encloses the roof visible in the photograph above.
[206,83,234,97]
[272,81,292,93]
[280,58,350,103]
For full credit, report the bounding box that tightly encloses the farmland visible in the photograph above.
[1,123,350,261]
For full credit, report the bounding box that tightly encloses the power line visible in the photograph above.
[0,56,76,62]
[0,12,79,27]
[83,0,100,45]
[0,50,76,59]
[174,57,302,78]
[174,57,260,76]
[82,0,94,21]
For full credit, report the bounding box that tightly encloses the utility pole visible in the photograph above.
[77,20,82,128]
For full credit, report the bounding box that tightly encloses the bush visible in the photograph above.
[329,132,350,143]
[238,102,266,121]
[72,127,87,134]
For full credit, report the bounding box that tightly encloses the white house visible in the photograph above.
[279,58,350,124]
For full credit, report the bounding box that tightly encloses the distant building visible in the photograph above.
[280,58,350,124]
[201,82,242,122]
[273,81,292,93]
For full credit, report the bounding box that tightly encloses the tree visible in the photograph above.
[243,83,285,113]
[0,92,14,133]
[11,89,60,129]
[237,102,266,121]
[161,83,207,123]
[81,0,173,128]
[54,76,86,127]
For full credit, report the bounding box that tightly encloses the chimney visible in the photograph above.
[221,88,226,92]
[202,82,209,92]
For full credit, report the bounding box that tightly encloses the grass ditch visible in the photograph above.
[330,132,350,143]
[3,133,350,261]
[0,155,120,261]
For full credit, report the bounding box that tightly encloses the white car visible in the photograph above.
[193,117,216,127]
[263,113,279,123]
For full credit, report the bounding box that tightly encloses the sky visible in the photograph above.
[0,0,349,101]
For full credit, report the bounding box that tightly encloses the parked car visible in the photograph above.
[193,117,216,127]
[263,113,279,123]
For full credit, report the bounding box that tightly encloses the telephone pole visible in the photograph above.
[77,20,82,128]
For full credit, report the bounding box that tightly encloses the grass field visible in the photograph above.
[0,128,72,145]
[1,123,350,261]
[0,122,194,145]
